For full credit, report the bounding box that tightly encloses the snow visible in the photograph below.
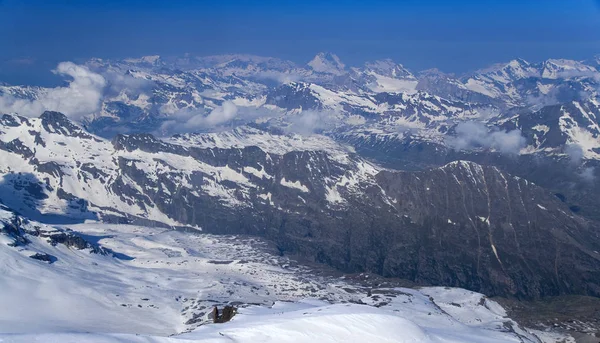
[257,192,275,206]
[307,53,346,75]
[168,126,354,164]
[280,177,310,193]
[124,55,162,64]
[558,106,600,160]
[0,299,546,343]
[0,207,14,221]
[532,124,550,135]
[324,185,344,204]
[542,59,597,79]
[180,303,430,343]
[243,165,272,179]
[0,221,338,336]
[537,82,553,95]
[0,211,572,343]
[0,52,595,342]
[366,72,418,94]
[464,78,497,98]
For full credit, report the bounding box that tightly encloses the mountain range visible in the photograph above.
[1,53,600,305]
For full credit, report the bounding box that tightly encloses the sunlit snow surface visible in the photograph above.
[0,213,571,342]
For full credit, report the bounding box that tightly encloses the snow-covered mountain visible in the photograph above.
[3,52,597,169]
[307,52,347,76]
[462,58,599,109]
[1,111,600,302]
[0,204,578,342]
[2,52,600,341]
[3,52,598,146]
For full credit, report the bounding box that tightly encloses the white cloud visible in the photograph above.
[564,145,597,183]
[159,101,240,134]
[564,143,585,165]
[286,110,341,135]
[0,62,106,120]
[449,121,526,154]
[103,71,154,97]
[204,101,239,126]
[578,166,596,183]
[255,71,304,84]
[0,62,155,121]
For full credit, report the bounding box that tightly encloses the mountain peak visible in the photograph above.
[477,58,532,75]
[507,58,531,68]
[39,110,69,122]
[307,52,346,75]
[123,55,163,66]
[364,59,414,79]
[39,111,94,139]
[418,68,450,77]
[541,58,597,79]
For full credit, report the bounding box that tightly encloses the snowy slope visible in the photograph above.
[307,52,346,76]
[462,58,599,109]
[0,112,380,223]
[507,99,600,160]
[0,207,572,342]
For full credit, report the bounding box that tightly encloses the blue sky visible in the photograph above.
[1,0,600,85]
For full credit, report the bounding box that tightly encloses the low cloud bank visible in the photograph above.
[0,62,151,120]
[448,121,526,154]
[0,62,106,120]
[160,101,239,134]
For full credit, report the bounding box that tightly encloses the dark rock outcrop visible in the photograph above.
[29,252,57,263]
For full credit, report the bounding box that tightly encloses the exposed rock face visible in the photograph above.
[1,113,600,299]
[212,306,237,324]
[0,204,107,257]
[29,252,56,263]
[369,162,600,298]
[167,158,599,299]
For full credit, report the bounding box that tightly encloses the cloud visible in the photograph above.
[103,71,154,97]
[578,166,596,183]
[255,71,304,84]
[204,101,239,126]
[0,62,106,120]
[563,144,597,183]
[448,121,526,154]
[285,110,342,135]
[564,143,585,165]
[159,101,240,134]
[0,62,155,121]
[554,69,599,80]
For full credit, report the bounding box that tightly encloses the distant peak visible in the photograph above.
[39,111,68,121]
[418,68,450,78]
[365,58,396,69]
[473,58,539,81]
[307,52,346,75]
[507,58,530,67]
[543,58,591,68]
[364,59,414,79]
[540,58,597,79]
[123,55,163,65]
